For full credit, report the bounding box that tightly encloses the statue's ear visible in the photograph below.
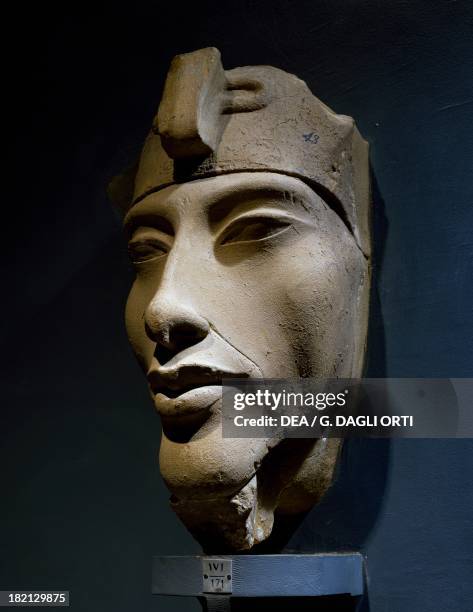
[106,160,139,217]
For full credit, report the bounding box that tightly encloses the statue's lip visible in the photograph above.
[147,364,249,418]
[147,363,249,395]
[154,385,223,418]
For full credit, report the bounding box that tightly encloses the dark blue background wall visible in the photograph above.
[1,2,472,611]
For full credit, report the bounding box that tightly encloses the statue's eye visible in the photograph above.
[219,216,292,245]
[128,239,168,263]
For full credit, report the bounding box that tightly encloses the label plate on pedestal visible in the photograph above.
[202,558,232,594]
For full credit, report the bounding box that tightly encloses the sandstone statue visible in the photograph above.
[109,47,371,552]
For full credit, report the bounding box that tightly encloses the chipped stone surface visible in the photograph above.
[110,47,371,552]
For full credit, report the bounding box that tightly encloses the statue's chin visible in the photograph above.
[160,433,342,552]
[170,473,275,552]
[158,419,274,551]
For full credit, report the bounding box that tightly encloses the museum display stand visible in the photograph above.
[152,553,365,611]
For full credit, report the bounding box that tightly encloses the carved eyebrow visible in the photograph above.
[207,185,313,225]
[122,178,317,235]
[123,212,174,240]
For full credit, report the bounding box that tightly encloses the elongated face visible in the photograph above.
[124,171,369,550]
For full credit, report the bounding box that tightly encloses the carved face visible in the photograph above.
[124,171,369,551]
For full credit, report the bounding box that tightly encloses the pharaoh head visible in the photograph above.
[109,48,371,552]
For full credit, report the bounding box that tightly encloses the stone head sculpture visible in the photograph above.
[109,48,371,552]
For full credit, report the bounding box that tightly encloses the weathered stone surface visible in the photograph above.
[110,47,371,552]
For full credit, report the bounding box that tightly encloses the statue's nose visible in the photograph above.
[145,294,210,363]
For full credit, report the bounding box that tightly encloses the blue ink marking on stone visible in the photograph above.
[303,132,319,143]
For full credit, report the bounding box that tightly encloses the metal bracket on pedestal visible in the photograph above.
[152,553,364,610]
